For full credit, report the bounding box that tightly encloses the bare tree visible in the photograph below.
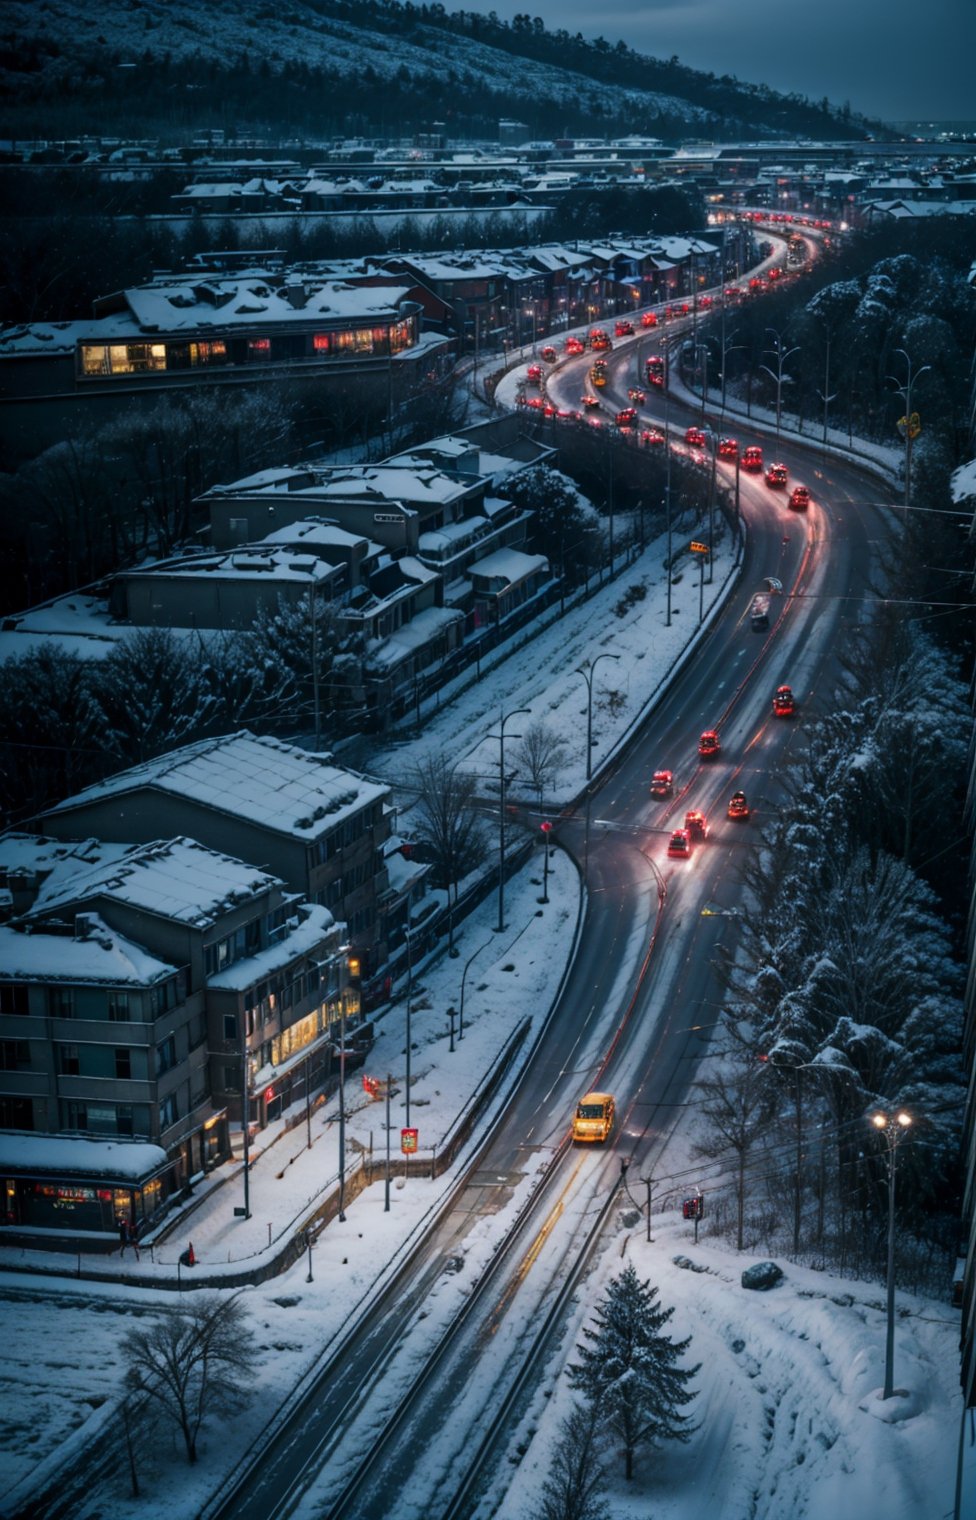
[513,718,570,810]
[539,1399,611,1520]
[122,1292,258,1464]
[406,753,488,953]
[693,1054,774,1251]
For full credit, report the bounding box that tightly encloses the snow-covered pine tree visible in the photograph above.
[567,1262,699,1480]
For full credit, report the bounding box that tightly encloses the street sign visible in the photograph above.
[540,821,552,834]
[690,540,709,554]
[401,1127,419,1154]
[897,412,921,441]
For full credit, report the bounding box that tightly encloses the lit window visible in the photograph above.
[313,333,331,354]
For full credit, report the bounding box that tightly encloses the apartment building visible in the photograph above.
[0,831,348,1240]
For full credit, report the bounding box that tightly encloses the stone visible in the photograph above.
[741,1260,784,1291]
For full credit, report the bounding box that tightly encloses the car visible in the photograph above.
[698,730,721,759]
[556,408,582,423]
[641,428,666,448]
[667,828,692,858]
[565,336,585,356]
[640,311,658,328]
[650,770,673,798]
[727,790,749,820]
[699,295,713,310]
[789,485,811,510]
[588,328,611,349]
[718,436,738,460]
[540,345,557,363]
[614,319,634,336]
[582,393,600,408]
[615,407,638,429]
[628,387,647,403]
[742,445,764,472]
[685,809,708,841]
[526,362,543,384]
[765,462,789,488]
[772,684,795,717]
[685,426,706,447]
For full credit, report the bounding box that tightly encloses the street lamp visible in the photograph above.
[888,348,931,515]
[403,923,415,1128]
[459,935,492,1039]
[492,707,530,932]
[760,327,801,436]
[871,1109,913,1400]
[574,653,620,782]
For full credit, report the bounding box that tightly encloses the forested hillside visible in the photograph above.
[0,0,884,144]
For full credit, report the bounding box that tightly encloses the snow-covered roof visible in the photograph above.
[0,912,175,986]
[259,519,375,553]
[27,836,281,930]
[470,548,549,585]
[0,279,414,356]
[45,731,390,842]
[124,547,338,584]
[207,903,338,992]
[0,1132,170,1182]
[367,605,464,669]
[0,832,130,882]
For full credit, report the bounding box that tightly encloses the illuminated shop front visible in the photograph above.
[77,314,418,380]
[0,1135,177,1241]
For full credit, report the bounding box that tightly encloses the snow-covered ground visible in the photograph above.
[0,394,967,1519]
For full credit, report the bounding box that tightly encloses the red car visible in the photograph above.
[650,770,673,798]
[685,809,708,841]
[685,426,706,447]
[765,462,789,488]
[615,407,638,429]
[641,311,658,328]
[698,730,721,759]
[718,436,738,460]
[772,684,795,717]
[641,428,666,448]
[526,362,543,385]
[628,387,647,403]
[667,828,692,858]
[727,790,749,820]
[565,336,585,356]
[582,393,600,408]
[790,485,811,511]
[742,445,764,472]
[540,345,557,363]
[614,318,634,336]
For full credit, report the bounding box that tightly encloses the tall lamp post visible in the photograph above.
[871,1109,913,1400]
[760,327,801,436]
[574,654,620,782]
[403,924,415,1128]
[492,707,529,932]
[888,348,930,515]
[459,935,492,1040]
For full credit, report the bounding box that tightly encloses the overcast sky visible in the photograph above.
[478,0,975,125]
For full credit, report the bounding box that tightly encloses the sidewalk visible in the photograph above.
[0,846,584,1287]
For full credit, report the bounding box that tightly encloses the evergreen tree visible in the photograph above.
[567,1262,698,1479]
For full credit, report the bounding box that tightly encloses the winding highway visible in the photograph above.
[197,271,892,1520]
